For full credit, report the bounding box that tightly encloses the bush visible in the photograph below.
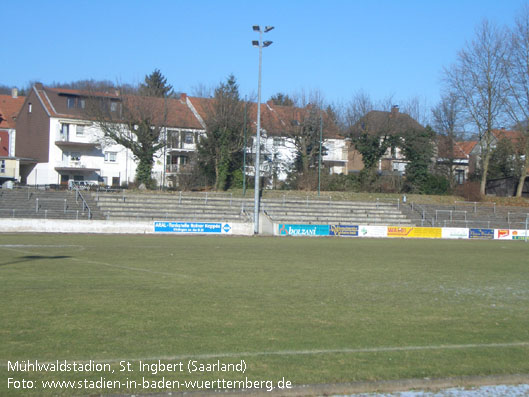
[420,174,451,195]
[321,173,361,192]
[454,181,482,202]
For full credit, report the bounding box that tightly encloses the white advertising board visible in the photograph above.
[357,225,387,238]
[441,228,469,239]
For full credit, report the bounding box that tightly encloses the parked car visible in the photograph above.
[68,180,97,191]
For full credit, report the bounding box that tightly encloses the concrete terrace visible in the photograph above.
[91,191,413,226]
[0,187,99,220]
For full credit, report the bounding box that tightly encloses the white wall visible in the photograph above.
[0,219,254,235]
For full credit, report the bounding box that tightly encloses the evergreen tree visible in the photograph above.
[269,93,294,106]
[197,75,245,190]
[399,126,436,193]
[139,69,174,98]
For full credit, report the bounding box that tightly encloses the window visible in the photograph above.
[76,125,85,136]
[455,169,465,185]
[67,97,85,109]
[167,130,180,148]
[0,160,5,173]
[110,102,118,112]
[104,151,117,163]
[28,103,32,113]
[71,152,81,161]
[60,124,69,141]
[184,132,193,144]
[273,137,285,147]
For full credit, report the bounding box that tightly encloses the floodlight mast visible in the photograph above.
[252,25,274,235]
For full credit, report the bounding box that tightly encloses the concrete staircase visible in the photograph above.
[261,198,413,225]
[92,191,414,226]
[0,188,102,220]
[404,201,529,229]
[92,192,253,223]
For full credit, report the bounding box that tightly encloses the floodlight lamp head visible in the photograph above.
[252,40,259,47]
[253,25,260,32]
[264,26,274,32]
[263,40,273,47]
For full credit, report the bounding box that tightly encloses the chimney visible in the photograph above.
[391,105,399,114]
[180,93,187,102]
[11,88,18,98]
[34,82,44,90]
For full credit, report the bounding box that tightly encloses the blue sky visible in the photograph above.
[3,0,527,110]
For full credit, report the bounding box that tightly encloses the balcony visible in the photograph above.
[166,164,194,174]
[55,135,98,149]
[54,161,100,173]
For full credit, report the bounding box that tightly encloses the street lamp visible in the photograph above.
[252,25,274,235]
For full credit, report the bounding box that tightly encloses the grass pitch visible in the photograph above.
[1,234,529,395]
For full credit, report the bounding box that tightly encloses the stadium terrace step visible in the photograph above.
[92,191,413,226]
[0,188,104,220]
[403,201,529,229]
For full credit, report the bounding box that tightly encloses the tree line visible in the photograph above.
[5,5,529,196]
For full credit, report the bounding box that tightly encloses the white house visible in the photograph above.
[15,84,205,187]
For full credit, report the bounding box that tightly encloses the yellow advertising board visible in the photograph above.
[387,226,442,238]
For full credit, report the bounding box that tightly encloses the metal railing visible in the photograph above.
[0,208,90,220]
[454,200,496,214]
[72,185,92,219]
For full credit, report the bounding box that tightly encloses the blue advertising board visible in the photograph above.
[469,228,494,239]
[278,224,329,236]
[154,221,232,234]
[329,224,359,237]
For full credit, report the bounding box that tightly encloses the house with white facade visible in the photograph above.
[14,84,349,189]
[15,84,205,187]
[185,97,348,186]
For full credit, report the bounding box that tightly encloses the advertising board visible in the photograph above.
[154,221,232,234]
[469,228,494,239]
[387,226,442,238]
[496,229,529,240]
[277,224,329,236]
[329,224,359,237]
[441,228,469,239]
[357,225,388,238]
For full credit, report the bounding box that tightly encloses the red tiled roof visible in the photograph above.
[492,129,524,144]
[0,95,26,129]
[351,110,424,136]
[457,141,478,156]
[187,96,341,139]
[35,85,203,130]
[46,87,120,98]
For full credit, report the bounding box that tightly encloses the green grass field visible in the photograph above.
[1,233,528,396]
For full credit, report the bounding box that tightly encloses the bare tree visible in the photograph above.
[401,96,431,126]
[432,92,464,187]
[86,89,167,188]
[343,90,375,130]
[191,83,214,98]
[444,19,508,195]
[504,5,529,197]
[280,90,329,190]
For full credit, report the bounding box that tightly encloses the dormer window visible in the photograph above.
[67,96,86,109]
